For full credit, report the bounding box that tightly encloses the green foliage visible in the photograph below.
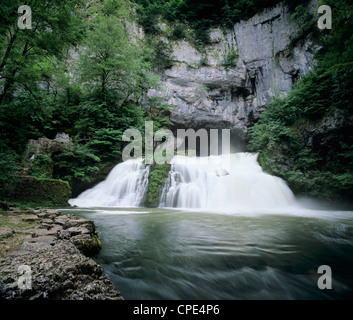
[170,23,186,40]
[48,7,171,188]
[144,163,171,207]
[30,154,53,179]
[192,20,212,47]
[144,96,175,130]
[195,85,209,101]
[77,14,150,104]
[152,40,174,72]
[0,0,83,200]
[289,4,317,49]
[134,0,310,48]
[53,145,101,184]
[0,0,177,205]
[0,0,83,113]
[316,0,353,65]
[0,148,20,199]
[222,45,239,70]
[14,176,71,206]
[248,0,353,201]
[198,54,209,67]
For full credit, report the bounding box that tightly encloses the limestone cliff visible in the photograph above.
[147,1,318,142]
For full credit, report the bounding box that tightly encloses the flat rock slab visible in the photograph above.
[0,208,122,300]
[21,215,40,222]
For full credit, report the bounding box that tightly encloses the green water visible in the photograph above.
[61,207,353,300]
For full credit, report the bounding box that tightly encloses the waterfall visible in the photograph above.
[159,153,296,209]
[69,159,149,207]
[69,153,296,210]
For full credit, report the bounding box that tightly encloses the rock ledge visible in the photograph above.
[0,207,122,300]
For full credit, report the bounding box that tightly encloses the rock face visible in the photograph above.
[24,136,71,162]
[148,1,318,141]
[21,135,72,178]
[301,109,353,159]
[0,208,122,300]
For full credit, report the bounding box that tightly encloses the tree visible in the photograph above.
[0,0,82,152]
[0,0,82,105]
[0,0,82,199]
[77,14,150,105]
[248,0,353,200]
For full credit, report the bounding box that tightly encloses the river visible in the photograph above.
[61,206,353,300]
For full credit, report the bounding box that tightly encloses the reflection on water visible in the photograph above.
[61,207,353,300]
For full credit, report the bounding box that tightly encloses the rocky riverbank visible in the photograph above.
[0,205,123,300]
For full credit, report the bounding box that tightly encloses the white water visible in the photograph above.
[159,153,296,210]
[69,159,149,207]
[70,153,297,210]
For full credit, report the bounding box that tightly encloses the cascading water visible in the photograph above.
[70,152,296,210]
[69,159,149,207]
[159,153,296,210]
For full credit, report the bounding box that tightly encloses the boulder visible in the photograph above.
[24,136,71,160]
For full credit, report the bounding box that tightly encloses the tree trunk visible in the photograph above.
[0,67,19,105]
[0,30,18,75]
[0,41,30,105]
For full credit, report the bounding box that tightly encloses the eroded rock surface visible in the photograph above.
[0,208,122,300]
[148,1,318,140]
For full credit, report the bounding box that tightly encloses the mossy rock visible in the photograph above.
[14,176,71,206]
[71,234,102,257]
[144,163,171,208]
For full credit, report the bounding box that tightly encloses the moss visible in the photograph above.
[71,233,102,257]
[93,234,102,249]
[144,163,171,207]
[13,176,71,206]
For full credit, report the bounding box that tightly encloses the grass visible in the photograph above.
[0,210,41,258]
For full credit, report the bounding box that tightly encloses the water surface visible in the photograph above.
[61,207,353,300]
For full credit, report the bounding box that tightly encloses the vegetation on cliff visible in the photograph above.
[0,0,352,205]
[248,0,353,202]
[145,163,171,207]
[0,0,171,202]
[135,0,309,46]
